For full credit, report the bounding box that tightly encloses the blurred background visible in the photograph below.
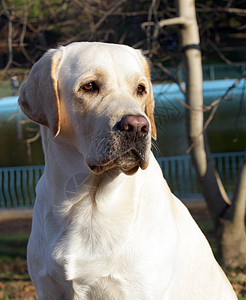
[0,0,245,201]
[0,0,245,166]
[0,1,245,298]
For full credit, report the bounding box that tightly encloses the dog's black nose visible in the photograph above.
[117,115,149,138]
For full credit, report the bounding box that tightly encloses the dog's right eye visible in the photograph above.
[82,82,98,92]
[137,84,146,96]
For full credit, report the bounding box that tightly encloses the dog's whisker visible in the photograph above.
[151,140,160,155]
[96,137,106,148]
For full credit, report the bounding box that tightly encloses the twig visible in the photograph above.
[0,110,19,127]
[19,0,35,64]
[156,63,186,95]
[146,0,156,51]
[91,0,126,34]
[26,130,40,160]
[7,110,19,122]
[159,16,192,27]
[219,7,246,16]
[142,16,192,30]
[207,39,245,66]
[187,77,244,153]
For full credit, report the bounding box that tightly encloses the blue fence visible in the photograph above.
[0,152,245,208]
[157,151,244,199]
[0,165,44,208]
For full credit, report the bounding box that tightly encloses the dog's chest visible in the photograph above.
[61,220,148,299]
[53,200,135,270]
[52,201,159,298]
[51,180,176,299]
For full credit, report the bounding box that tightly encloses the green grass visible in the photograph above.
[0,78,24,98]
[0,81,12,98]
[197,219,218,253]
[0,233,37,299]
[0,233,29,259]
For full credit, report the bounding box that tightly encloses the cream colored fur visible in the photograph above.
[18,42,237,299]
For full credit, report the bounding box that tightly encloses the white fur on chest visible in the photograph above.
[51,169,177,299]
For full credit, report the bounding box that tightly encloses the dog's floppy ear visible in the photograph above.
[18,48,63,137]
[137,51,157,140]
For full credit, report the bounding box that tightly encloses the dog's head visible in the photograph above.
[18,42,157,175]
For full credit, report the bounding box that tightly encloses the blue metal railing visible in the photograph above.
[157,151,245,199]
[0,165,44,208]
[0,152,245,208]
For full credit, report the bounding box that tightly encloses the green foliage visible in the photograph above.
[3,0,26,8]
[28,0,65,19]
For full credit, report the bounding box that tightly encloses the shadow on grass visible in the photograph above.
[0,233,29,280]
[0,233,29,259]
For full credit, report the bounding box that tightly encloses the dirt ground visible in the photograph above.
[0,218,32,234]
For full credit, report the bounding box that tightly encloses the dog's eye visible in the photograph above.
[82,82,98,92]
[137,84,145,96]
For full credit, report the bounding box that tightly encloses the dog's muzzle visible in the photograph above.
[87,115,151,175]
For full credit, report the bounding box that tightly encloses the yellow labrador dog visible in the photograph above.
[18,42,236,299]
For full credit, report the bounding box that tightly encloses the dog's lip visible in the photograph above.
[87,149,148,175]
[88,163,140,176]
[87,157,115,174]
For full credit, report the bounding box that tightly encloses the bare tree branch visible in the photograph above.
[186,77,244,153]
[218,7,246,16]
[89,0,126,40]
[19,0,35,64]
[26,130,41,161]
[159,16,192,27]
[155,62,186,94]
[207,39,246,66]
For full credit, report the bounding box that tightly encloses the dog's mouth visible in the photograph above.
[87,149,149,175]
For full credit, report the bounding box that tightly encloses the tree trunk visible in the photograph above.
[220,154,246,267]
[159,0,246,267]
[176,0,228,221]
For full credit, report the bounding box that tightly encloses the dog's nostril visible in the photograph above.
[141,125,148,133]
[124,124,134,132]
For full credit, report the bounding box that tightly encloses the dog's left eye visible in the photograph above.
[137,84,146,96]
[82,82,98,92]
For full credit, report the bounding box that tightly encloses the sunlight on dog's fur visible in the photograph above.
[18,42,236,299]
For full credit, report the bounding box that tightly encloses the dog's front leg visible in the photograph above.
[34,274,73,300]
[27,225,72,299]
